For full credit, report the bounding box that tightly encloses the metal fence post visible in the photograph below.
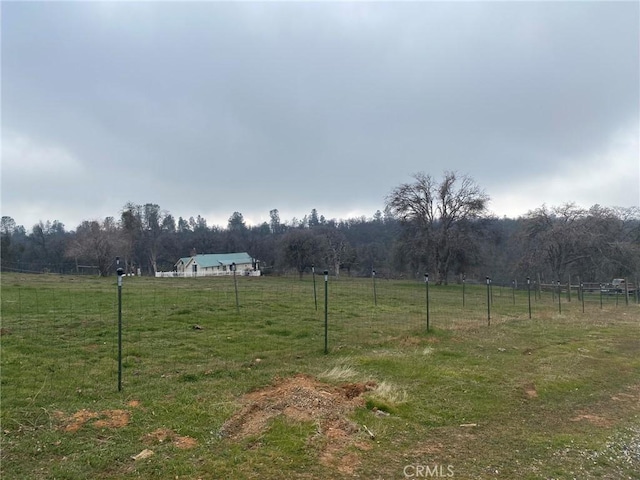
[372,269,377,307]
[116,257,124,392]
[425,273,430,332]
[312,265,317,311]
[600,283,603,309]
[527,277,532,319]
[232,262,239,314]
[462,273,466,308]
[324,270,329,354]
[486,276,491,326]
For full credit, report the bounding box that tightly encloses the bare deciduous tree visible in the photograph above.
[322,229,350,277]
[386,171,489,283]
[519,203,589,281]
[517,204,640,282]
[66,218,122,276]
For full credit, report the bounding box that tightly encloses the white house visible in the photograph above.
[156,252,260,278]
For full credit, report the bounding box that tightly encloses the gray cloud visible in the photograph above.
[2,1,638,229]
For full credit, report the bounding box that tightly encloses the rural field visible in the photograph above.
[1,272,639,479]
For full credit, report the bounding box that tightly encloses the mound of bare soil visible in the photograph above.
[55,409,131,432]
[219,374,377,473]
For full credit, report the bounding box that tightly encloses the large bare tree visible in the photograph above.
[386,171,489,283]
[517,203,640,282]
[321,228,351,277]
[66,218,122,276]
[518,204,589,281]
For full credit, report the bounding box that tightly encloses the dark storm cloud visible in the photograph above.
[2,1,638,229]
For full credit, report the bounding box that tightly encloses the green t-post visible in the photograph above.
[116,257,124,392]
[324,271,329,354]
[424,273,430,332]
[527,277,532,319]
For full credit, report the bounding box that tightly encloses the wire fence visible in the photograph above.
[1,272,638,404]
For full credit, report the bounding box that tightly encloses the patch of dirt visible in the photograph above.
[93,410,130,429]
[342,381,376,399]
[523,383,538,398]
[56,408,131,432]
[398,336,423,347]
[219,374,377,472]
[570,413,614,428]
[142,428,198,449]
[611,384,640,404]
[570,385,639,428]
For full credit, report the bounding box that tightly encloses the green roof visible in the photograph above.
[183,253,253,268]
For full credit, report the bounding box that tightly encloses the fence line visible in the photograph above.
[155,270,262,278]
[1,273,638,403]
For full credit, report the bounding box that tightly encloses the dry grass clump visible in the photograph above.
[368,381,409,406]
[320,358,359,381]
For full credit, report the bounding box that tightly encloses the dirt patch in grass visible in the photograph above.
[523,383,538,398]
[570,413,614,427]
[56,409,131,432]
[568,384,640,428]
[611,383,640,403]
[55,401,142,433]
[219,374,377,473]
[398,336,423,347]
[142,428,198,449]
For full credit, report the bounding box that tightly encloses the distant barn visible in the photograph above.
[156,252,260,278]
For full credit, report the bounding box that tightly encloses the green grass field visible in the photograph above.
[1,273,638,479]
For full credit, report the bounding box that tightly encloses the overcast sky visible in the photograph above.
[2,1,639,231]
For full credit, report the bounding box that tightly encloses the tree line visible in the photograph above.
[2,172,639,285]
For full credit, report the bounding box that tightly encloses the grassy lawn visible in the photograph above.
[1,273,638,479]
